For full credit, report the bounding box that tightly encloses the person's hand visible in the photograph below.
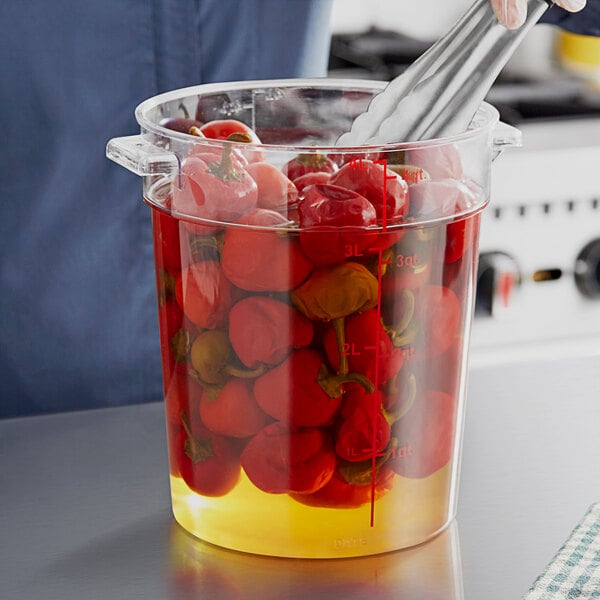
[490,0,587,29]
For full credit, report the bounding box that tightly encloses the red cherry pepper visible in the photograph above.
[329,159,409,226]
[240,422,336,494]
[199,378,272,438]
[245,162,298,211]
[334,386,391,463]
[383,284,461,360]
[175,261,233,329]
[187,146,248,168]
[443,223,479,301]
[199,119,262,143]
[199,119,265,164]
[421,338,463,399]
[253,349,344,427]
[323,308,404,386]
[172,144,258,228]
[297,184,378,266]
[407,180,471,219]
[389,389,457,479]
[414,284,461,359]
[175,413,241,496]
[445,201,480,264]
[221,208,313,292]
[407,144,463,181]
[228,296,314,369]
[291,462,396,509]
[283,153,337,183]
[160,117,204,136]
[292,171,331,192]
[406,179,480,263]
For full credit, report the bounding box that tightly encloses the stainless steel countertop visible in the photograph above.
[2,354,600,599]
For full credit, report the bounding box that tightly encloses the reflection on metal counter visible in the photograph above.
[167,520,464,599]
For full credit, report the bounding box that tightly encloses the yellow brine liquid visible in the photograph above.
[169,464,454,559]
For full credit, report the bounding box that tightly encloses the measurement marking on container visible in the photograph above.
[390,444,414,459]
[341,343,391,356]
[348,158,368,171]
[396,253,419,267]
[342,343,362,356]
[344,244,365,258]
[374,159,395,232]
[368,158,391,527]
[360,448,387,457]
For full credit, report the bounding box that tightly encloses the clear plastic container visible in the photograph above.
[106,79,520,558]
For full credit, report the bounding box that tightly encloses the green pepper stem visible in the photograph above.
[317,364,375,399]
[332,317,348,375]
[391,323,417,348]
[383,373,416,425]
[208,143,244,182]
[170,329,191,364]
[339,452,392,486]
[190,234,223,262]
[180,412,214,463]
[224,363,267,379]
[157,269,177,305]
[393,289,415,336]
[226,132,253,144]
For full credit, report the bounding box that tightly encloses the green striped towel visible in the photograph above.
[524,503,600,599]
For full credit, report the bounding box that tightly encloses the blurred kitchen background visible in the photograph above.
[327,0,600,366]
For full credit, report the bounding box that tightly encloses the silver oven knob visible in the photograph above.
[575,239,600,299]
[475,252,522,317]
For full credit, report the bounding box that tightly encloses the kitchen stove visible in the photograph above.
[329,29,600,365]
[472,116,600,365]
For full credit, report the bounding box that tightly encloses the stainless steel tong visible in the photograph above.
[337,0,554,145]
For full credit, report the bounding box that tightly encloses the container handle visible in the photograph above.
[106,135,180,176]
[491,121,522,162]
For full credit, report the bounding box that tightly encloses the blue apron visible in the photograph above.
[541,0,600,35]
[0,0,332,417]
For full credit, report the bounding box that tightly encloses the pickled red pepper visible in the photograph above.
[291,262,378,377]
[190,330,266,387]
[297,183,378,266]
[291,461,396,509]
[172,138,258,226]
[221,208,313,292]
[254,349,359,427]
[176,412,241,497]
[334,386,391,463]
[240,422,336,494]
[228,296,313,369]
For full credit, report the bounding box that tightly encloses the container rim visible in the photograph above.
[134,78,500,152]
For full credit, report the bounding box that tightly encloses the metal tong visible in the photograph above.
[337,0,554,145]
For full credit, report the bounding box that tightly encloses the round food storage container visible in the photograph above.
[106,78,520,558]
